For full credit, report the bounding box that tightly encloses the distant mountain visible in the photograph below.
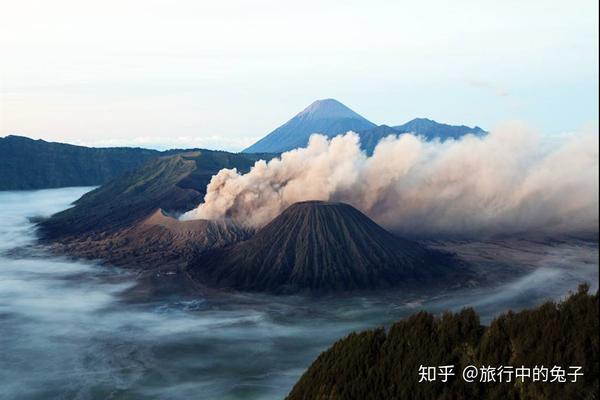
[0,135,161,190]
[394,117,486,140]
[190,201,470,293]
[287,284,599,400]
[357,119,486,155]
[3,111,485,190]
[355,124,403,155]
[243,99,485,155]
[243,99,376,153]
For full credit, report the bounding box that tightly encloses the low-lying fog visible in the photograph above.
[1,188,597,400]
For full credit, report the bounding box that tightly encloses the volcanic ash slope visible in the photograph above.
[189,201,472,293]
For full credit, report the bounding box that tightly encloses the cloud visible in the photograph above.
[181,123,598,238]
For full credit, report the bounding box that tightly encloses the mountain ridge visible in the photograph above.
[394,117,486,140]
[0,135,161,190]
[2,101,486,190]
[357,118,486,155]
[243,99,486,154]
[37,149,274,240]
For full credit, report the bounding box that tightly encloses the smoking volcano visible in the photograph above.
[189,201,470,293]
[183,125,599,238]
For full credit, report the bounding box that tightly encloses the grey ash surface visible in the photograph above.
[190,201,472,293]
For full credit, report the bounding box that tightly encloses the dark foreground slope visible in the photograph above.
[190,201,471,293]
[0,135,161,190]
[288,284,599,400]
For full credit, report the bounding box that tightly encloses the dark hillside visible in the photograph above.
[38,150,272,240]
[0,135,160,190]
[287,284,599,400]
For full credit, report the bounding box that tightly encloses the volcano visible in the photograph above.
[116,209,254,265]
[190,201,470,293]
[243,99,376,153]
[50,209,254,270]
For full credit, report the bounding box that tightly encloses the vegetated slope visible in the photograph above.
[287,284,599,400]
[243,99,376,153]
[190,201,470,293]
[38,150,271,240]
[0,135,160,190]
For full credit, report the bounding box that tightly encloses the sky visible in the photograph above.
[0,0,598,151]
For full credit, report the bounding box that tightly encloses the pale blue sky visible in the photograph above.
[1,0,598,151]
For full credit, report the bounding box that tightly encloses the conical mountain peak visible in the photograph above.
[243,99,375,153]
[297,99,365,120]
[189,201,470,293]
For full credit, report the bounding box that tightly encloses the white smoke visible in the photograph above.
[181,123,599,238]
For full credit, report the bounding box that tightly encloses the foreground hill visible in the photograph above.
[0,135,161,190]
[243,99,376,153]
[288,284,599,400]
[190,201,471,293]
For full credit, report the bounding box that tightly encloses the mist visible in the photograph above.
[1,188,598,400]
[181,123,598,238]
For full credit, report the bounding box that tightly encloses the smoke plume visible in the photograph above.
[181,123,599,238]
